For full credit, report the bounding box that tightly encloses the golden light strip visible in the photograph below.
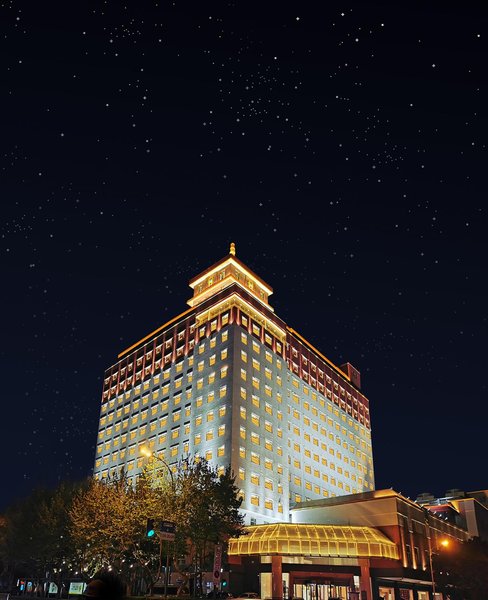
[195,293,286,342]
[189,257,274,295]
[117,307,194,358]
[287,327,350,382]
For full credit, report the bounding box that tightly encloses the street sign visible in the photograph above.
[159,520,176,541]
[213,544,222,581]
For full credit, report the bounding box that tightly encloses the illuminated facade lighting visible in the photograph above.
[93,244,374,523]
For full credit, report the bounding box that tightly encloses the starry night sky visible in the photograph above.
[2,1,487,512]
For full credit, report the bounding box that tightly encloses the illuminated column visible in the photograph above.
[271,555,283,600]
[358,558,373,600]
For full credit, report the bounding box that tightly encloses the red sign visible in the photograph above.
[213,544,222,581]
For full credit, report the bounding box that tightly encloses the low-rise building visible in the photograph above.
[415,489,488,542]
[228,489,468,600]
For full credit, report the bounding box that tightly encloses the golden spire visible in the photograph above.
[229,242,236,256]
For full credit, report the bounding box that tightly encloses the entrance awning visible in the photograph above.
[228,523,398,560]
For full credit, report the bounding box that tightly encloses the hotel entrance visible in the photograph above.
[292,578,353,600]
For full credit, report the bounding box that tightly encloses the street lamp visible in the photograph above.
[425,513,450,600]
[140,446,175,487]
[140,446,176,599]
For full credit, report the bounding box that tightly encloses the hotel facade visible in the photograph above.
[93,245,374,524]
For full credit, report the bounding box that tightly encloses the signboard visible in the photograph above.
[213,544,222,581]
[49,583,59,595]
[159,520,176,541]
[69,582,86,595]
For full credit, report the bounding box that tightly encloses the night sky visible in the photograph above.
[2,1,487,512]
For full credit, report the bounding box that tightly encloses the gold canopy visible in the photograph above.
[228,523,398,560]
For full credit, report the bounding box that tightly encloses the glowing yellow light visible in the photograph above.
[440,539,449,548]
[140,446,152,458]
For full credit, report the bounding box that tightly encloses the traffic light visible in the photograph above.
[221,580,227,588]
[146,518,155,538]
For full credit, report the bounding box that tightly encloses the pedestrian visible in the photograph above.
[83,570,126,600]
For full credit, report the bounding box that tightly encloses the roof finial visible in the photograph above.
[229,242,236,256]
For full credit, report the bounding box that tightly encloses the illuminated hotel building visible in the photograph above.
[93,244,374,524]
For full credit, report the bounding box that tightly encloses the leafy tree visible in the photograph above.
[0,481,81,589]
[174,459,245,595]
[433,537,488,600]
[1,456,245,597]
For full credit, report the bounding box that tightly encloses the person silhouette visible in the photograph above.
[83,570,126,600]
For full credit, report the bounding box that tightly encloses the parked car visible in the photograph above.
[206,592,234,599]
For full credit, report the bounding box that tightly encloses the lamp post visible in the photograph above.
[140,446,175,487]
[140,446,176,599]
[424,511,449,600]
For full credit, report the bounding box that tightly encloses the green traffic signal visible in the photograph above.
[146,518,155,537]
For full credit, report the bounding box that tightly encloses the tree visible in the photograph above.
[0,481,82,590]
[174,459,245,595]
[433,537,488,600]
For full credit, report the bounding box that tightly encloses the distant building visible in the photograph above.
[415,489,488,542]
[93,244,374,523]
[228,489,469,600]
